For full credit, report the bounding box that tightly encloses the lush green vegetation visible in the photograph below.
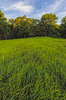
[0,37,66,100]
[0,10,66,40]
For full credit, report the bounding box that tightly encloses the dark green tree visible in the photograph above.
[0,10,10,40]
[39,13,59,37]
[60,16,66,38]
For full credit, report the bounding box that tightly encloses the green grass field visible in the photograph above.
[0,37,66,100]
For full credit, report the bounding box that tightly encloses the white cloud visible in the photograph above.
[37,0,65,18]
[37,11,48,18]
[49,0,64,13]
[0,0,66,24]
[3,1,34,13]
[58,12,66,17]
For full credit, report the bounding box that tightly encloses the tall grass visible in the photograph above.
[0,37,66,100]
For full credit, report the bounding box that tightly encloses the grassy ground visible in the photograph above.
[0,37,66,100]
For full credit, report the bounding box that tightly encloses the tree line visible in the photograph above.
[0,10,66,40]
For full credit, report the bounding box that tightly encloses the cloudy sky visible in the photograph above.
[0,0,66,24]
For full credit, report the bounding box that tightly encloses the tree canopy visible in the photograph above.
[0,10,66,40]
[60,16,66,38]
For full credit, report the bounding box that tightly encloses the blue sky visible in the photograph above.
[0,0,66,24]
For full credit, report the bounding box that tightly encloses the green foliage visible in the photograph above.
[0,10,4,19]
[30,19,40,36]
[0,10,66,39]
[39,13,59,36]
[41,13,58,24]
[60,16,66,38]
[61,16,66,24]
[0,37,66,100]
[0,10,10,40]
